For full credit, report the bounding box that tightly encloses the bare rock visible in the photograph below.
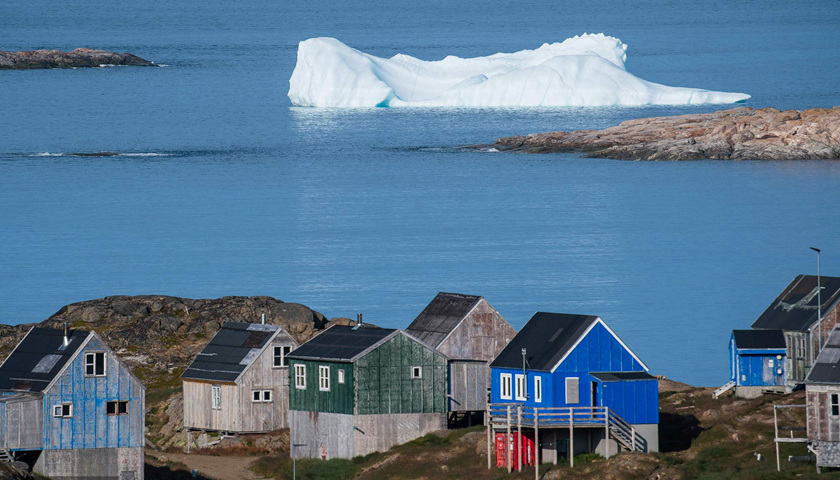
[0,48,155,69]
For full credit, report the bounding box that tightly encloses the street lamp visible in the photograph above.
[292,443,307,480]
[811,247,822,352]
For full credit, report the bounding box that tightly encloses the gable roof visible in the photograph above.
[806,328,840,384]
[287,325,398,362]
[405,293,482,348]
[0,327,91,393]
[491,312,599,372]
[181,322,283,383]
[732,329,786,350]
[752,275,840,332]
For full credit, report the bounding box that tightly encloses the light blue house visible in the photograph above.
[728,329,786,398]
[488,312,658,465]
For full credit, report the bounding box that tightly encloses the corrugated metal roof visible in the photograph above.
[807,328,840,384]
[732,329,786,349]
[405,293,482,348]
[0,327,90,392]
[287,325,397,362]
[181,322,280,383]
[590,372,656,382]
[752,275,840,332]
[490,312,598,372]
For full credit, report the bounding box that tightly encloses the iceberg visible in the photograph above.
[288,34,750,108]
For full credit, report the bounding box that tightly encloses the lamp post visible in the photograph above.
[811,247,822,352]
[292,443,307,480]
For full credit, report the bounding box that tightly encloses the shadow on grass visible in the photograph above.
[659,411,703,452]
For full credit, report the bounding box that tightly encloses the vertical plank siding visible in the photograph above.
[288,360,354,414]
[448,361,488,411]
[438,299,515,362]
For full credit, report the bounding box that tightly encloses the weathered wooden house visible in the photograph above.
[751,274,840,387]
[805,327,840,469]
[288,325,448,459]
[0,327,145,480]
[181,321,298,436]
[406,292,515,416]
[727,329,786,398]
[487,312,658,470]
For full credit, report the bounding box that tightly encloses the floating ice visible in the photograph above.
[288,34,750,107]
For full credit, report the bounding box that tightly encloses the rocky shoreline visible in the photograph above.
[493,106,840,160]
[0,48,155,69]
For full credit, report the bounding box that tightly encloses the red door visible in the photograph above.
[495,432,536,468]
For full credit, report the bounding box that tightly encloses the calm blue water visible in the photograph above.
[2,0,840,385]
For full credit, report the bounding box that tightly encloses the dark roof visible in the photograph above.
[490,312,598,372]
[806,328,840,384]
[406,293,482,348]
[181,322,280,383]
[0,327,90,392]
[288,325,397,362]
[752,275,840,332]
[590,372,656,382]
[732,329,786,350]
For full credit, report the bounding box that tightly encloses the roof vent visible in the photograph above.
[261,313,266,325]
[62,323,69,348]
[353,313,363,330]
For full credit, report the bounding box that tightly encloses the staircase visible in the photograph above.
[607,410,647,453]
[713,381,736,399]
[0,449,13,463]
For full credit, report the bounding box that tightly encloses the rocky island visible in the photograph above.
[494,106,840,160]
[0,48,155,69]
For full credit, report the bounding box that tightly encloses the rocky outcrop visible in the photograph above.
[0,48,155,69]
[494,106,840,160]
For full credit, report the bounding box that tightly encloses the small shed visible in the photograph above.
[181,321,298,435]
[729,329,786,398]
[0,327,145,480]
[288,325,448,459]
[805,327,840,468]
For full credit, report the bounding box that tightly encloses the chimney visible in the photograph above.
[63,323,69,348]
[261,313,266,325]
[357,313,363,326]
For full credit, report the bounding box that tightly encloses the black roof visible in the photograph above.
[806,328,840,384]
[0,327,90,392]
[406,293,482,348]
[752,275,840,332]
[590,372,656,382]
[490,312,599,372]
[181,322,280,383]
[288,325,397,362]
[732,329,786,350]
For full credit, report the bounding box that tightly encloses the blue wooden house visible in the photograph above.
[0,327,145,480]
[727,329,786,398]
[487,312,658,468]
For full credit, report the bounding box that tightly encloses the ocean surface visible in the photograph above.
[2,0,839,385]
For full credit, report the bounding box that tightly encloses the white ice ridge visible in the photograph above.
[288,34,750,108]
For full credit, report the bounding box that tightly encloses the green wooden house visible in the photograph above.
[287,325,448,459]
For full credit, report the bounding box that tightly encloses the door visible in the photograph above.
[591,381,599,418]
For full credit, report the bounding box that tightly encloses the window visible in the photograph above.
[411,366,422,379]
[338,369,345,384]
[500,373,512,400]
[107,401,129,415]
[295,364,306,389]
[319,365,330,391]
[273,346,292,368]
[85,352,106,377]
[534,376,542,403]
[565,377,579,404]
[211,385,221,410]
[832,394,840,416]
[252,389,273,403]
[53,403,73,418]
[515,374,527,401]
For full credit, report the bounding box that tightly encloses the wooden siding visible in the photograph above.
[288,360,354,415]
[34,446,144,480]
[355,333,447,415]
[43,335,144,450]
[0,396,43,450]
[448,361,487,411]
[807,384,840,442]
[437,298,514,362]
[182,381,239,431]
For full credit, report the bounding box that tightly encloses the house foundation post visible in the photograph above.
[534,408,539,480]
[570,408,574,468]
[517,404,522,472]
[507,405,512,474]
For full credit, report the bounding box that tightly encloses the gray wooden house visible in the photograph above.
[406,293,515,414]
[181,321,298,435]
[751,274,840,387]
[805,327,840,469]
[288,325,448,459]
[0,327,145,480]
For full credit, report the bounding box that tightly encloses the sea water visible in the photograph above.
[1,0,839,385]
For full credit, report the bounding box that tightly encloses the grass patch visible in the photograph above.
[252,455,359,480]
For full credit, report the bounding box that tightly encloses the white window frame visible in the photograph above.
[515,374,527,401]
[211,385,221,410]
[565,377,580,404]
[106,400,129,416]
[319,365,330,391]
[252,389,273,403]
[411,366,422,379]
[500,373,512,400]
[85,351,106,377]
[534,376,542,403]
[53,403,73,418]
[252,390,261,402]
[338,369,345,384]
[832,393,840,416]
[273,345,292,368]
[294,364,306,389]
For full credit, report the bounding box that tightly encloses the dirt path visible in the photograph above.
[156,452,267,480]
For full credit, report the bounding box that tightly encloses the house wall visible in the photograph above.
[438,299,515,362]
[809,302,840,356]
[355,333,447,415]
[235,334,293,432]
[0,396,43,450]
[598,380,659,425]
[732,350,786,387]
[288,360,354,415]
[43,335,144,451]
[448,360,487,412]
[182,381,239,432]
[34,445,144,480]
[807,384,840,442]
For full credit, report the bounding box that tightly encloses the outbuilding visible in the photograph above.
[805,327,840,469]
[728,329,786,398]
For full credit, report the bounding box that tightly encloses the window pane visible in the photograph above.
[263,390,272,402]
[107,401,116,415]
[253,391,261,401]
[119,402,128,414]
[95,352,105,376]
